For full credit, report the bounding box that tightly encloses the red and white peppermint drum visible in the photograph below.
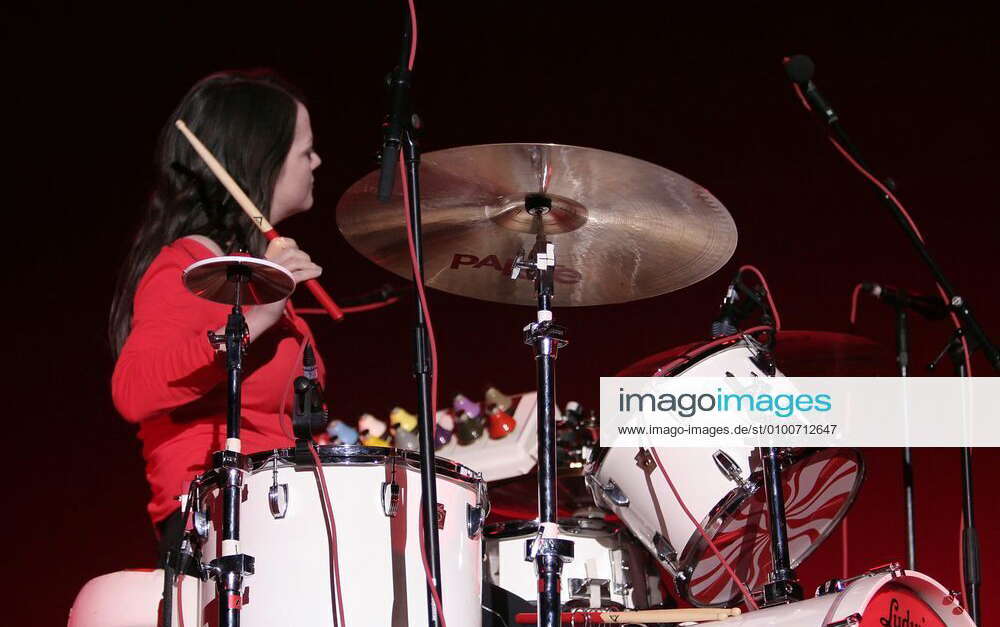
[588,339,864,606]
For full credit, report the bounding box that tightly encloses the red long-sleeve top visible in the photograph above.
[112,237,326,523]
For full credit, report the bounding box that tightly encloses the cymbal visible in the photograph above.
[183,256,295,305]
[337,143,737,306]
[771,330,896,376]
[617,330,895,377]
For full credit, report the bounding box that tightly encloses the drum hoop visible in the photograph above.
[675,447,867,607]
[585,341,754,474]
[484,517,620,539]
[246,445,483,486]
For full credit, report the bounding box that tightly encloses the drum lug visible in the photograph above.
[467,503,486,538]
[268,456,289,519]
[268,484,289,519]
[193,509,210,538]
[381,480,401,517]
[610,547,631,596]
[568,577,610,603]
[651,532,677,564]
[743,333,776,376]
[634,448,656,474]
[815,578,847,596]
[712,450,748,488]
[826,613,861,627]
[596,478,630,507]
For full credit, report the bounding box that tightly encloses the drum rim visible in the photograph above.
[675,447,867,607]
[484,516,620,539]
[246,445,483,485]
[586,340,753,472]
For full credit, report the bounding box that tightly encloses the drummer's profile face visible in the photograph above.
[270,101,321,224]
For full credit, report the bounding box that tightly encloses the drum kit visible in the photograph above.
[68,141,979,627]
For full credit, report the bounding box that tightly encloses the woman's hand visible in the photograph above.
[264,237,323,285]
[218,237,323,345]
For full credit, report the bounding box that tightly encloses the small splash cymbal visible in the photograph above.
[183,256,294,305]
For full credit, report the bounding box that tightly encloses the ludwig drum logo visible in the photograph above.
[449,253,582,284]
[865,585,945,627]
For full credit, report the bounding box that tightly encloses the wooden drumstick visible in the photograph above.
[175,119,344,321]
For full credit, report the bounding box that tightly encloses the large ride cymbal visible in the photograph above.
[337,143,737,306]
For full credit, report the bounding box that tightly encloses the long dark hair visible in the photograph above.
[109,69,302,356]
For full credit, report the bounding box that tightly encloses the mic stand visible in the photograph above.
[818,115,998,370]
[512,201,573,627]
[376,9,444,625]
[893,303,919,571]
[803,95,997,627]
[205,264,255,627]
[929,332,982,623]
[402,127,446,627]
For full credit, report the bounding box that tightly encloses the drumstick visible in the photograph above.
[514,607,741,624]
[175,119,344,321]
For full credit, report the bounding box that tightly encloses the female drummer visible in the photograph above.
[109,70,325,554]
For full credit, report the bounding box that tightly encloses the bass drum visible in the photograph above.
[698,567,973,626]
[195,445,487,627]
[589,338,864,607]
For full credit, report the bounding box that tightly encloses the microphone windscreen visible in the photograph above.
[784,54,816,84]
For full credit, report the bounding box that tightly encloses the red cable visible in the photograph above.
[419,503,448,627]
[406,0,417,71]
[738,265,781,331]
[296,297,400,316]
[649,448,760,610]
[309,443,348,627]
[849,283,863,326]
[826,137,972,376]
[400,153,439,427]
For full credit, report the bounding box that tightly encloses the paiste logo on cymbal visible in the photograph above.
[449,253,583,284]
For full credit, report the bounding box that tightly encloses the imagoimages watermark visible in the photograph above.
[599,376,1000,447]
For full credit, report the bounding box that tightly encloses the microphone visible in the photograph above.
[711,281,740,338]
[293,343,327,440]
[377,11,415,202]
[303,343,319,381]
[863,282,950,320]
[783,55,838,124]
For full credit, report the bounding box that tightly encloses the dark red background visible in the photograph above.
[6,2,997,624]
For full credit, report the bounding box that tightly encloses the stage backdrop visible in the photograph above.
[6,2,997,624]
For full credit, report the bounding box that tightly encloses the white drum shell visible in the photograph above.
[591,345,768,576]
[199,448,484,627]
[697,570,973,626]
[484,520,660,609]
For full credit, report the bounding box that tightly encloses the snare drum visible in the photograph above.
[484,517,663,611]
[195,445,487,626]
[697,567,973,626]
[589,339,864,607]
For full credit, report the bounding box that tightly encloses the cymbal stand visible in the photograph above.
[512,197,573,627]
[204,263,255,627]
